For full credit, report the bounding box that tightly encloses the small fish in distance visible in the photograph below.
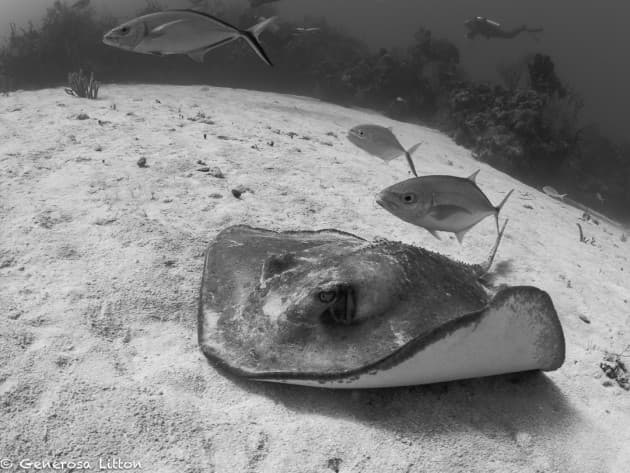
[102,9,276,66]
[347,124,420,176]
[376,170,513,243]
[249,0,281,7]
[542,186,567,200]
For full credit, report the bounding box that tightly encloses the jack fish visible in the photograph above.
[376,170,514,242]
[347,124,421,176]
[102,9,276,66]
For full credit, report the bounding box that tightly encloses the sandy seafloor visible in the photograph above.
[1,84,629,473]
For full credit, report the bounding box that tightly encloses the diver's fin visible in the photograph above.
[467,169,480,182]
[149,19,186,38]
[494,189,514,233]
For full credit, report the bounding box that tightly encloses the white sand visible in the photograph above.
[1,84,629,472]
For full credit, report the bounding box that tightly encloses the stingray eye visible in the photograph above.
[402,193,417,204]
[318,290,337,304]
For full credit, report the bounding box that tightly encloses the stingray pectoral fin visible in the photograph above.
[297,286,565,389]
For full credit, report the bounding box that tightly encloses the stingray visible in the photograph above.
[198,224,565,388]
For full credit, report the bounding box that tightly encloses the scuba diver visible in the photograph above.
[464,16,543,40]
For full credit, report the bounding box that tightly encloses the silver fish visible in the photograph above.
[542,186,567,200]
[249,0,281,7]
[102,9,276,66]
[347,124,421,176]
[376,170,514,243]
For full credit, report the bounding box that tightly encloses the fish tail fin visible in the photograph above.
[480,219,509,276]
[406,142,422,156]
[494,189,514,232]
[240,31,273,67]
[404,151,418,177]
[240,16,276,67]
[403,142,421,177]
[248,16,277,40]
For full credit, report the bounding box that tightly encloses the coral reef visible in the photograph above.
[65,69,99,99]
[0,1,629,220]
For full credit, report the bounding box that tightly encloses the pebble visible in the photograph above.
[208,167,224,178]
[231,185,253,199]
[137,157,147,168]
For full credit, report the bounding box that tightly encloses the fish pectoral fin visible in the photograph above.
[427,205,473,221]
[148,19,187,38]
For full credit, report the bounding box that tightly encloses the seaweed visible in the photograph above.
[64,69,99,99]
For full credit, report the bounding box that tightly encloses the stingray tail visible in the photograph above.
[240,16,276,67]
[404,142,421,177]
[494,189,514,233]
[480,219,509,276]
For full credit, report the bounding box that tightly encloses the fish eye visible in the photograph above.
[358,130,365,136]
[402,193,417,204]
[318,290,337,303]
[120,26,130,34]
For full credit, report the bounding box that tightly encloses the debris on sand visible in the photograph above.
[76,113,90,120]
[600,353,630,390]
[208,167,224,179]
[187,111,215,125]
[231,185,253,199]
[137,157,147,168]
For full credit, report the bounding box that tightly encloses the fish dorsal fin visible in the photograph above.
[467,169,480,182]
[148,19,186,37]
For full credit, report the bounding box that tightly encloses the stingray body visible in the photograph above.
[198,225,565,388]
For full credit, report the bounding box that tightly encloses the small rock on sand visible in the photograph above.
[208,167,224,179]
[231,185,253,199]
